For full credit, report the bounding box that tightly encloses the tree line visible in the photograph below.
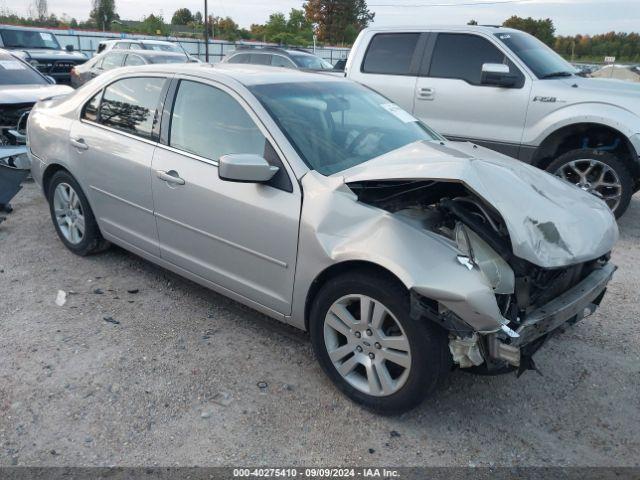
[2,3,639,61]
[0,0,374,46]
[498,16,640,63]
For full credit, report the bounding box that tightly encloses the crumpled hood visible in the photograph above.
[0,84,73,104]
[338,140,618,268]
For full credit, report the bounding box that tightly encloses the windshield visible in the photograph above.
[0,29,61,50]
[0,53,47,85]
[250,81,442,175]
[291,54,334,70]
[495,31,576,79]
[144,43,181,53]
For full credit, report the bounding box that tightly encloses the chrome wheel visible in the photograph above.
[555,159,623,211]
[323,294,411,397]
[53,183,85,245]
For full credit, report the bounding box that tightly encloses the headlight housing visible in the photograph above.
[455,222,515,294]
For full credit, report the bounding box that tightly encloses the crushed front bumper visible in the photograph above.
[511,262,616,347]
[487,262,616,370]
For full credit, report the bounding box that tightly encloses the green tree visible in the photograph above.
[503,16,555,46]
[467,19,478,25]
[212,16,241,40]
[303,0,374,45]
[141,13,168,35]
[264,12,287,41]
[171,8,193,25]
[90,0,116,31]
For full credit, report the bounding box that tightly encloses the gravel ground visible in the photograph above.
[1,182,639,468]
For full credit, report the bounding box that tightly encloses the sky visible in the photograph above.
[3,0,640,35]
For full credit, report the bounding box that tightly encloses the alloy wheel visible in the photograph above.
[323,294,411,397]
[555,159,623,211]
[53,183,85,245]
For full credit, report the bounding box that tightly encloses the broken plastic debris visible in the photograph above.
[212,391,233,406]
[103,316,120,325]
[55,290,67,307]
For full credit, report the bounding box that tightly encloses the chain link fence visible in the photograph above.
[43,27,350,65]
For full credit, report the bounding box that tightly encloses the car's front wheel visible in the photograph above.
[547,148,633,218]
[309,270,451,414]
[47,170,109,256]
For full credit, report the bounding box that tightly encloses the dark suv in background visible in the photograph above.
[0,25,87,84]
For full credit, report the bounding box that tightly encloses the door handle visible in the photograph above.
[417,87,435,100]
[155,169,185,185]
[70,137,89,150]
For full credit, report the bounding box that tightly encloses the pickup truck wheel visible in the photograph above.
[47,170,109,256]
[546,149,633,218]
[309,271,451,414]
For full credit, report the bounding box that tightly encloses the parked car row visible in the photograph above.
[70,49,195,88]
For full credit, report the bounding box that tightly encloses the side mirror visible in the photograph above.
[65,44,74,52]
[45,75,56,84]
[218,154,278,183]
[481,63,519,88]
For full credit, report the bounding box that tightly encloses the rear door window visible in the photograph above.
[98,77,165,139]
[124,54,145,66]
[362,33,420,75]
[427,33,523,86]
[101,52,126,70]
[271,55,295,68]
[228,53,250,64]
[81,90,102,122]
[250,53,272,65]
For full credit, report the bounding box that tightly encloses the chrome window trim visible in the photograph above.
[156,142,218,167]
[80,119,159,147]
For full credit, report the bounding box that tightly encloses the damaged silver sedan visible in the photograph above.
[28,64,618,413]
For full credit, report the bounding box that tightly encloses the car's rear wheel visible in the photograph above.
[47,170,109,256]
[546,148,633,218]
[309,270,451,414]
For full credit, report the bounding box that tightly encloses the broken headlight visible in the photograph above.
[454,222,515,294]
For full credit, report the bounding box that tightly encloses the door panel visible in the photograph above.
[151,148,300,314]
[68,76,167,255]
[151,79,301,314]
[69,121,159,255]
[413,33,531,150]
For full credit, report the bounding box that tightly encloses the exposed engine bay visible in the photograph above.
[348,178,612,374]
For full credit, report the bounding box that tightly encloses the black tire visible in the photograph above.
[546,148,633,219]
[309,270,451,415]
[47,170,109,256]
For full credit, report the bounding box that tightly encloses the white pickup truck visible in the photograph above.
[345,25,640,217]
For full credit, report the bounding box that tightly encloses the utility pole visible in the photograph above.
[204,0,209,63]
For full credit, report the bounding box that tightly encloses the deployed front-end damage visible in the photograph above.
[293,140,618,376]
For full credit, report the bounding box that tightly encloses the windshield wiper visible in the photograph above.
[540,71,574,79]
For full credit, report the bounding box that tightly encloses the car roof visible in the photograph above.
[109,62,343,86]
[360,25,520,35]
[101,39,175,45]
[232,47,320,59]
[105,49,185,58]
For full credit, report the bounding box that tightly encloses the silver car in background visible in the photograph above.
[28,64,618,413]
